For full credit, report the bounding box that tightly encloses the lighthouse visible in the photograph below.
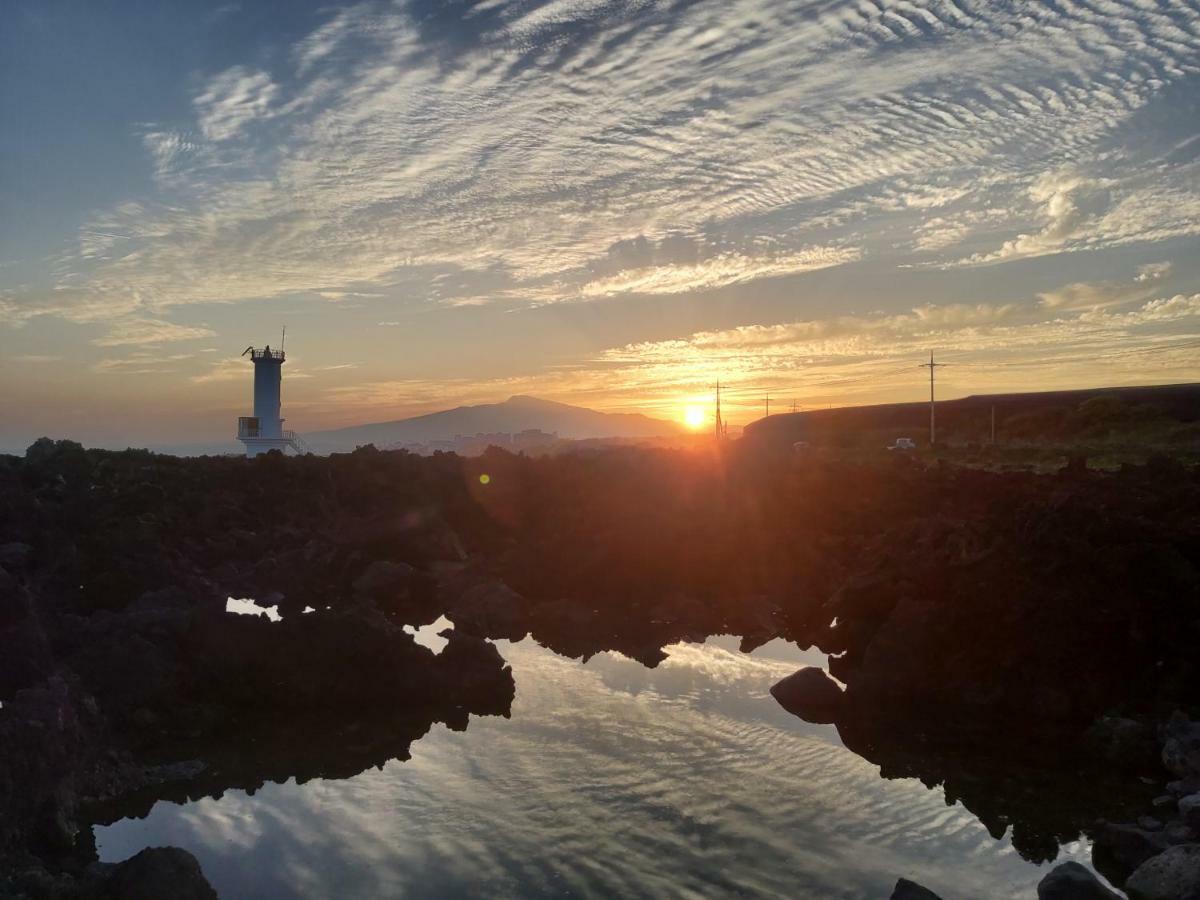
[236,345,307,457]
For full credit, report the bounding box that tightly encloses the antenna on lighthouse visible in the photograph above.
[281,325,286,352]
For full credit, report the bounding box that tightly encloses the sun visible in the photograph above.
[683,405,706,430]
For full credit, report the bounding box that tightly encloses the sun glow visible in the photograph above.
[683,405,706,429]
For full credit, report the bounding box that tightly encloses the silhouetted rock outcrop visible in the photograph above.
[1124,844,1200,900]
[1037,862,1121,900]
[769,667,843,724]
[0,442,519,895]
[1163,714,1200,781]
[890,877,943,899]
[99,847,218,900]
[1181,795,1200,830]
[1,439,1198,895]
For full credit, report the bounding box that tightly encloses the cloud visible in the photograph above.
[912,214,985,253]
[310,285,1199,425]
[578,246,860,298]
[208,3,241,24]
[141,130,206,180]
[1136,261,1173,282]
[663,302,1022,357]
[961,173,1112,265]
[1103,292,1200,324]
[193,66,279,141]
[314,291,381,302]
[94,353,194,375]
[191,357,249,384]
[592,286,1200,410]
[17,0,1197,322]
[1037,281,1140,312]
[191,354,317,384]
[1036,259,1182,311]
[92,317,216,347]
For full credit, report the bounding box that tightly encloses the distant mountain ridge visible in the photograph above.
[304,395,684,453]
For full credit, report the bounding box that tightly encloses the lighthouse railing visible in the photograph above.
[283,430,313,455]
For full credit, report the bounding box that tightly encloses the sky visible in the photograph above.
[1,0,1199,448]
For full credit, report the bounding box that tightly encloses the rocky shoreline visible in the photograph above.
[776,667,1200,899]
[1,439,1197,897]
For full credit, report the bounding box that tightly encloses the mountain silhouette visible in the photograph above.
[304,395,684,453]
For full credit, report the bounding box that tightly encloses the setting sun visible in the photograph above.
[683,405,706,430]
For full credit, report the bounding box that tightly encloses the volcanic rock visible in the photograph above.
[1092,822,1168,873]
[1164,714,1200,781]
[1170,780,1200,798]
[103,847,218,900]
[1037,862,1120,900]
[1166,823,1199,846]
[353,560,415,604]
[448,580,528,640]
[769,667,843,724]
[1124,843,1200,900]
[890,877,943,900]
[1180,794,1200,830]
[0,543,32,572]
[1086,717,1158,772]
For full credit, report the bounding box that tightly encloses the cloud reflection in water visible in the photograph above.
[96,636,1091,899]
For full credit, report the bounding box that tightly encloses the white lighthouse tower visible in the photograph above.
[236,345,307,457]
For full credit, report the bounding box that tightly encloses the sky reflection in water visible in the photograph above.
[95,633,1093,899]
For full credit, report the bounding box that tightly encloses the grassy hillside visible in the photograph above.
[743,383,1200,469]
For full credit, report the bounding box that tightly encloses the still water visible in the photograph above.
[95,628,1097,899]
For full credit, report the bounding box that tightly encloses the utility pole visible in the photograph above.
[765,393,770,418]
[714,379,724,441]
[918,353,946,446]
[792,400,798,414]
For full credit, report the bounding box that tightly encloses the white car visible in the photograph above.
[888,437,917,451]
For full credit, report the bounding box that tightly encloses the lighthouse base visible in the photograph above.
[239,436,305,458]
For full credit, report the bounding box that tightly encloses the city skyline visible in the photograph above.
[3,0,1199,448]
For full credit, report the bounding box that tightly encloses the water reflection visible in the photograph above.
[225,597,282,622]
[95,637,1096,899]
[404,615,453,653]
